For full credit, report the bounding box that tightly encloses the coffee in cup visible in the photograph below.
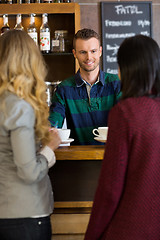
[92,127,108,139]
[57,128,71,142]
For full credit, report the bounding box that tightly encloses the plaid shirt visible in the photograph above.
[49,70,121,145]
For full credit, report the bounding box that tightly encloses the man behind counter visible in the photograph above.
[49,28,121,145]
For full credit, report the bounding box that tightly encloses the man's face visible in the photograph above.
[72,38,102,73]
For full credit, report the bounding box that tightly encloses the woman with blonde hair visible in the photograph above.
[0,30,61,240]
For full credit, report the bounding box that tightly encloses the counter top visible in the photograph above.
[55,145,105,160]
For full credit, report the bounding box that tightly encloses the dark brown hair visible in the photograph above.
[73,28,100,49]
[117,34,160,99]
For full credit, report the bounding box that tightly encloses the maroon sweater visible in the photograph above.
[85,96,160,240]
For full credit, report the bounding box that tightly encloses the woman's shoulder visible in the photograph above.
[111,96,158,118]
[0,91,35,130]
[2,91,32,112]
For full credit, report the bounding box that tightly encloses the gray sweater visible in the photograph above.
[0,91,53,218]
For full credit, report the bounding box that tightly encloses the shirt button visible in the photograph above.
[38,221,42,225]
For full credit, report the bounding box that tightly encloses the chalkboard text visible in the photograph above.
[115,5,143,15]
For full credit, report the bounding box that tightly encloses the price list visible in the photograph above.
[101,1,152,74]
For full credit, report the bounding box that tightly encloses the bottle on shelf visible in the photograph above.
[1,14,10,35]
[51,30,68,52]
[25,0,35,3]
[40,13,50,54]
[51,31,60,52]
[27,14,38,45]
[14,14,24,31]
[6,0,12,4]
[43,0,52,3]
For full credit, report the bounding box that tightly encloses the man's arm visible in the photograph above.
[49,87,66,128]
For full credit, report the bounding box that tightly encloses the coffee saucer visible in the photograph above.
[94,137,106,143]
[61,138,74,144]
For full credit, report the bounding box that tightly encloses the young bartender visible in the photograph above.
[49,28,121,145]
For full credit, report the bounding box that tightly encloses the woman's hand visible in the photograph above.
[47,128,61,151]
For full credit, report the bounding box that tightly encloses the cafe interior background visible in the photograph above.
[78,0,160,45]
[53,1,160,239]
[51,1,160,239]
[1,0,160,240]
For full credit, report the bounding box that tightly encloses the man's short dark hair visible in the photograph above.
[73,28,100,49]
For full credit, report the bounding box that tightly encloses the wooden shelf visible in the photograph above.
[0,3,80,79]
[0,3,80,15]
[42,52,73,56]
[0,3,80,36]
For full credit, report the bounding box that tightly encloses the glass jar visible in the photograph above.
[51,30,68,52]
[46,81,61,106]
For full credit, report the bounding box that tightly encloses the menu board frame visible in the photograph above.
[101,1,152,74]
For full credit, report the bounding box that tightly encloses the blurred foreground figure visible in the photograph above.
[84,35,160,240]
[0,30,61,240]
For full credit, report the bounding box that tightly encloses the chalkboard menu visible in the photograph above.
[101,1,152,74]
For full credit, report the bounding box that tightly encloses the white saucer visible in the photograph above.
[94,137,106,143]
[61,138,74,144]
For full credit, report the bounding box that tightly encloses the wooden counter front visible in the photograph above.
[49,145,105,208]
[55,145,105,160]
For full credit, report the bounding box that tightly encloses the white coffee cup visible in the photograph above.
[92,127,108,139]
[57,129,71,141]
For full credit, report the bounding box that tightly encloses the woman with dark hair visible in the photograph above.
[84,35,160,240]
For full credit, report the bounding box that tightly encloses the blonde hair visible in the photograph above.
[0,30,51,145]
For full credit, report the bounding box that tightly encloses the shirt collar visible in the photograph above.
[75,69,105,87]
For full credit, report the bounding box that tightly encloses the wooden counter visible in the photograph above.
[49,145,105,208]
[49,145,105,235]
[55,145,105,160]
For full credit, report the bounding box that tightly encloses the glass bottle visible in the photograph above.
[43,0,52,3]
[59,30,68,52]
[1,15,10,35]
[14,14,24,31]
[6,0,12,4]
[27,14,38,45]
[40,13,50,54]
[51,31,60,52]
[52,30,68,52]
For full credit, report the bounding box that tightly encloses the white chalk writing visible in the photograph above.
[106,44,119,56]
[137,20,150,28]
[140,31,150,36]
[105,33,135,39]
[107,68,118,74]
[106,55,117,63]
[115,5,143,15]
[105,20,132,27]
